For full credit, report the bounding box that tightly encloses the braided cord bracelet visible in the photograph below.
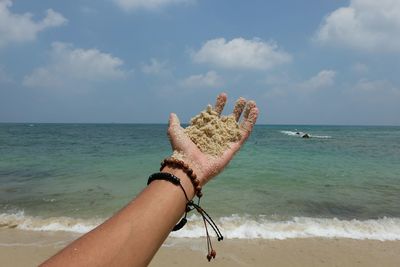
[147,172,190,231]
[147,172,223,261]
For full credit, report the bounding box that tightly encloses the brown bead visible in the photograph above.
[187,168,193,176]
[195,185,202,192]
[211,250,216,258]
[183,163,189,169]
[191,173,197,179]
[160,161,167,171]
[206,254,212,261]
[197,191,203,198]
[193,178,200,187]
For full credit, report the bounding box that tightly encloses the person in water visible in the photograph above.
[40,93,259,267]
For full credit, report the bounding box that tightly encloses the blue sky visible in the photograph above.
[0,0,399,125]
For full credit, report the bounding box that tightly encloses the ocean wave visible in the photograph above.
[172,214,400,240]
[0,211,102,233]
[2,212,400,241]
[280,130,331,139]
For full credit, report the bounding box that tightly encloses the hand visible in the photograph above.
[167,93,259,186]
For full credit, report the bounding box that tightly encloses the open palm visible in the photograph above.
[167,93,259,186]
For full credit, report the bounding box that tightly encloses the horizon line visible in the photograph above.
[0,122,399,127]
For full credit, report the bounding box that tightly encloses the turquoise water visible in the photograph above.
[1,124,400,239]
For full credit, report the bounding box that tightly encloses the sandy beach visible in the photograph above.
[1,229,399,267]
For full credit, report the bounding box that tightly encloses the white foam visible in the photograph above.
[280,130,298,136]
[2,212,400,240]
[0,211,101,233]
[170,214,400,241]
[310,135,332,139]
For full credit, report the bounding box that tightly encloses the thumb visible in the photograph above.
[167,113,184,144]
[168,113,181,128]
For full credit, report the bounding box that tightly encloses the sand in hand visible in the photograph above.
[184,104,242,156]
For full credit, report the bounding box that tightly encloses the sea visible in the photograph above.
[1,123,400,240]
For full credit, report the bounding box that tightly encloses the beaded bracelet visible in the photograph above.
[160,157,203,198]
[147,172,223,261]
[147,172,190,231]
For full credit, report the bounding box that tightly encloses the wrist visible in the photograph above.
[169,150,207,185]
[161,166,195,200]
[161,155,204,198]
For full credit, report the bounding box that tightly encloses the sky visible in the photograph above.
[0,0,399,125]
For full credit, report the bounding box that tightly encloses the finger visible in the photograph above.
[214,92,227,115]
[168,113,196,152]
[219,102,258,168]
[239,102,259,144]
[232,97,246,122]
[243,100,257,120]
[168,113,183,141]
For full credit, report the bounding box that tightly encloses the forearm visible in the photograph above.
[41,93,257,267]
[41,167,194,267]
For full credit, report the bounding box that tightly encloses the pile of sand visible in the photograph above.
[184,105,241,156]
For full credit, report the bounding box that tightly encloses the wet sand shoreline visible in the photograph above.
[1,229,399,267]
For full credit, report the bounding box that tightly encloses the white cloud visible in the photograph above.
[113,0,194,11]
[351,63,369,74]
[141,58,169,75]
[347,79,400,111]
[353,79,399,94]
[80,6,98,15]
[192,38,292,70]
[0,0,67,47]
[315,0,400,52]
[265,70,336,98]
[180,71,224,88]
[299,70,336,92]
[0,65,12,83]
[23,42,127,88]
